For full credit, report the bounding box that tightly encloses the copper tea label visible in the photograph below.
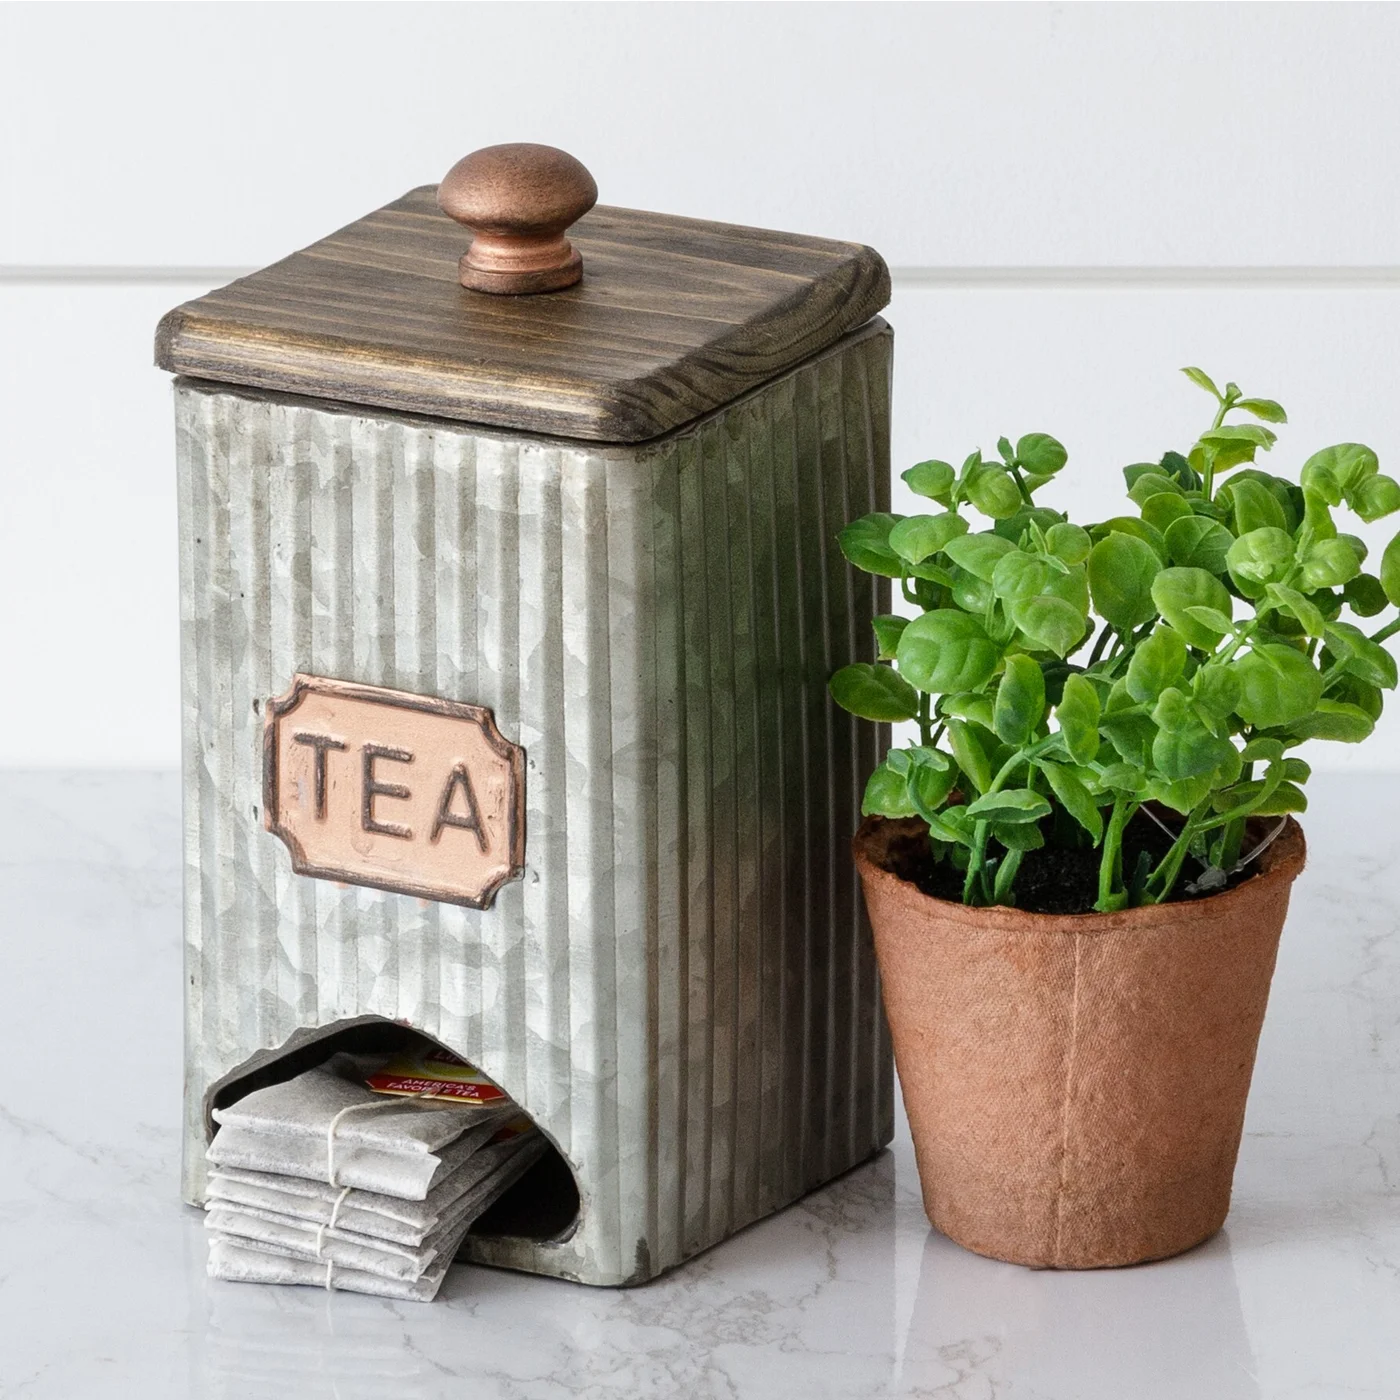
[263,674,525,908]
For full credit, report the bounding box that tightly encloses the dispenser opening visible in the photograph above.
[204,1016,580,1248]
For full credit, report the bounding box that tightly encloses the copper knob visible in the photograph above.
[438,143,598,295]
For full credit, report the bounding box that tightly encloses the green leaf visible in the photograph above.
[1382,530,1400,607]
[906,560,956,585]
[829,663,920,721]
[1323,621,1398,690]
[992,507,1064,543]
[1093,762,1143,794]
[1341,534,1370,568]
[1198,424,1275,475]
[941,690,996,730]
[965,788,1053,824]
[1333,673,1384,720]
[1226,527,1295,595]
[1037,760,1104,841]
[888,512,968,564]
[906,751,959,821]
[1227,477,1287,535]
[1353,474,1400,523]
[1161,450,1200,491]
[896,610,1003,695]
[1241,736,1285,764]
[992,822,1045,852]
[924,804,976,848]
[1045,522,1092,565]
[1141,493,1193,532]
[871,614,909,660]
[1100,709,1157,768]
[1185,605,1237,636]
[1302,443,1378,497]
[1251,780,1308,815]
[1087,532,1161,631]
[1127,471,1185,506]
[903,460,957,503]
[945,719,992,795]
[1015,433,1068,476]
[862,761,916,818]
[950,569,993,614]
[1045,561,1090,615]
[1148,773,1215,815]
[1236,397,1288,423]
[1182,366,1222,399]
[994,654,1046,746]
[1055,673,1101,765]
[1231,644,1325,728]
[1264,584,1326,639]
[1151,567,1233,649]
[991,551,1051,605]
[1093,516,1168,561]
[1009,595,1087,658]
[1192,664,1241,721]
[966,465,1024,520]
[839,513,906,577]
[1126,625,1188,703]
[1343,573,1389,618]
[1151,690,1233,779]
[1164,514,1234,573]
[1284,699,1374,743]
[1233,468,1301,532]
[943,532,1017,582]
[1300,538,1362,591]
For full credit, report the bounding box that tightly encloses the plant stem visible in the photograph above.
[1095,797,1137,911]
[961,735,1061,906]
[1143,811,1202,904]
[1199,399,1231,503]
[918,692,932,746]
[1086,621,1115,668]
[1371,615,1400,645]
[962,823,991,905]
[1009,465,1035,507]
[993,847,1025,903]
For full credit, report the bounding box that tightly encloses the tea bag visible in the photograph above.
[208,1236,454,1303]
[207,1120,540,1245]
[205,1103,515,1200]
[205,1132,546,1283]
[205,1054,550,1300]
[212,1057,502,1154]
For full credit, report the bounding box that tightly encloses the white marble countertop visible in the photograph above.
[1,771,1396,1399]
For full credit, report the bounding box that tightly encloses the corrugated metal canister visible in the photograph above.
[156,144,894,1286]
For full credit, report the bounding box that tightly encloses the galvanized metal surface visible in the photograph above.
[177,320,895,1286]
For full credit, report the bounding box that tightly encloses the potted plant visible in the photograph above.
[831,368,1400,1268]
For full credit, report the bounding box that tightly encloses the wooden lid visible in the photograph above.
[154,184,889,444]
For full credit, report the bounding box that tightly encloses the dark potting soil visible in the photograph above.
[880,812,1260,916]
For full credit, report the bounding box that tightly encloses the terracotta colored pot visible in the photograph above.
[854,815,1306,1269]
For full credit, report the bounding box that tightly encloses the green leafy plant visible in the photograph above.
[831,369,1400,911]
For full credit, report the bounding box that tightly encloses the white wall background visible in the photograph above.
[3,2,1400,768]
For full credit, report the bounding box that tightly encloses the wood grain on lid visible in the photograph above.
[154,187,890,442]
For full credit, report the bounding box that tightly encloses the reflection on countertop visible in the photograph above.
[1,771,1396,1399]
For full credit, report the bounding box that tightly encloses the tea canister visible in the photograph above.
[156,144,894,1286]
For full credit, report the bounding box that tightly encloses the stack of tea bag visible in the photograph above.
[204,1052,546,1301]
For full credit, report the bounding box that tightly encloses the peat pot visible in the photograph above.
[156,144,896,1286]
[853,814,1307,1269]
